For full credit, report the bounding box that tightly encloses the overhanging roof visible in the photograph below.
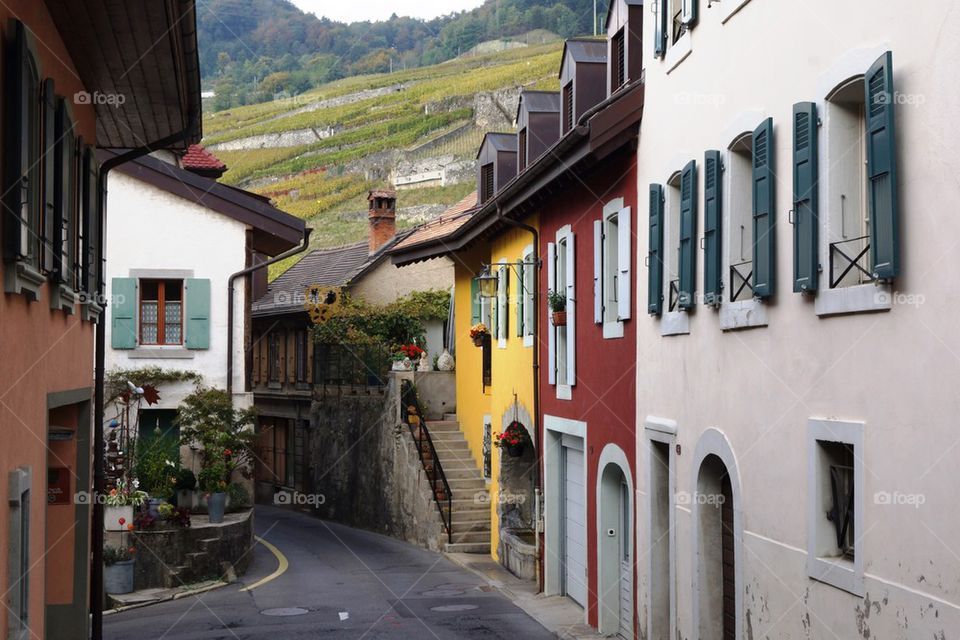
[103,151,305,256]
[45,0,202,149]
[476,132,517,159]
[392,80,644,267]
[560,38,608,76]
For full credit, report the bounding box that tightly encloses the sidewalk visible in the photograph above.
[445,552,604,640]
[104,580,229,615]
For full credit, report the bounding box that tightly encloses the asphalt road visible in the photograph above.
[103,505,555,639]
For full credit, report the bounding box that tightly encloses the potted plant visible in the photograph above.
[469,323,490,347]
[104,479,148,532]
[494,421,532,458]
[173,467,197,510]
[103,545,136,595]
[391,344,423,371]
[177,386,256,524]
[548,290,567,326]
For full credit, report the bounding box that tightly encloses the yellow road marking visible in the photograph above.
[239,535,288,592]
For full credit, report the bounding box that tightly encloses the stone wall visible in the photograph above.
[302,377,447,551]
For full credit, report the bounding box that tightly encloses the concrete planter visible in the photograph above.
[104,559,134,594]
[206,492,227,523]
[104,505,134,531]
[391,358,413,371]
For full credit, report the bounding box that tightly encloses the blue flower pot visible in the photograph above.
[207,492,226,523]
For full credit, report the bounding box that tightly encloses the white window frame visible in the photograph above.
[806,418,865,596]
[595,198,631,340]
[522,244,535,348]
[8,466,31,640]
[496,262,508,349]
[661,171,689,336]
[557,225,575,399]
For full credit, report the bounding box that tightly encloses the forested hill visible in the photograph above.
[198,0,608,109]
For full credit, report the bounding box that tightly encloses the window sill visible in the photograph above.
[664,32,692,74]
[50,283,77,315]
[498,337,507,350]
[602,320,624,339]
[128,348,195,360]
[523,334,534,348]
[660,311,690,336]
[808,555,863,597]
[3,260,45,301]
[720,0,753,23]
[556,384,572,401]
[719,298,768,331]
[814,283,891,317]
[81,300,103,323]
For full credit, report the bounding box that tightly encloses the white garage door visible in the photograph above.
[563,440,587,607]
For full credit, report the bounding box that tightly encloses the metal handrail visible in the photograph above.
[668,279,680,312]
[401,380,452,544]
[729,260,754,302]
[829,235,873,288]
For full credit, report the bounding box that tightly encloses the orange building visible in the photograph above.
[0,2,201,638]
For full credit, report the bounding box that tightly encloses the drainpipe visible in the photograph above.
[92,115,199,640]
[495,204,544,592]
[226,229,312,397]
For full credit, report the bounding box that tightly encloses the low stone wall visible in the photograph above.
[303,377,446,551]
[127,510,253,590]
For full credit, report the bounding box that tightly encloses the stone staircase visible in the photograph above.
[424,416,492,554]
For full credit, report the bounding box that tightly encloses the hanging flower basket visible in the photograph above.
[494,421,532,457]
[507,443,525,458]
[552,311,567,326]
[470,323,489,347]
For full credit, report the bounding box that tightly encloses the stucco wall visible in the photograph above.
[634,2,960,637]
[350,254,454,307]
[104,171,250,404]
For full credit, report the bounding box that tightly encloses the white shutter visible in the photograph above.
[565,231,576,387]
[681,0,695,24]
[593,219,603,324]
[497,265,507,342]
[547,242,556,385]
[618,206,632,320]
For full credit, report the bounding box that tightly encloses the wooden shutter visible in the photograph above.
[678,160,697,309]
[593,219,603,324]
[111,278,137,349]
[792,102,819,293]
[515,259,524,337]
[751,117,776,299]
[54,99,74,285]
[518,129,527,171]
[185,278,211,349]
[82,145,99,297]
[498,265,508,340]
[286,331,296,383]
[42,79,56,274]
[470,276,480,324]
[617,206,632,320]
[565,232,576,387]
[547,241,556,385]
[252,334,261,384]
[654,0,667,58]
[703,150,722,305]
[647,184,664,315]
[563,83,574,133]
[865,51,899,280]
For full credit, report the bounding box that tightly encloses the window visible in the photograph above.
[594,201,632,337]
[7,467,31,640]
[807,419,864,596]
[54,99,77,289]
[555,239,568,386]
[654,0,696,62]
[268,331,281,383]
[522,248,535,343]
[80,145,101,300]
[139,279,183,345]
[611,29,626,89]
[480,163,494,203]
[665,173,682,312]
[518,128,528,172]
[548,226,575,397]
[295,330,309,383]
[496,264,508,346]
[825,78,871,289]
[728,134,754,301]
[563,82,574,133]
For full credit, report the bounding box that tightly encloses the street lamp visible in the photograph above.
[474,266,499,299]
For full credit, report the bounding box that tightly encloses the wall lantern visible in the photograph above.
[474,267,499,299]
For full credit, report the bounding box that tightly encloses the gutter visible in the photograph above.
[92,112,200,640]
[226,229,313,396]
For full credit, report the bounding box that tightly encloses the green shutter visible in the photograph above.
[647,184,664,315]
[82,145,99,296]
[185,278,211,349]
[792,102,819,293]
[42,79,56,274]
[4,19,36,263]
[470,276,480,324]
[752,117,776,299]
[703,150,722,305]
[111,278,137,349]
[654,0,667,58]
[678,159,697,309]
[516,260,524,337]
[865,51,899,280]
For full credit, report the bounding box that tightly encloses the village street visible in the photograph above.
[103,506,555,640]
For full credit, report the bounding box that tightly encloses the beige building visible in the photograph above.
[634,1,960,638]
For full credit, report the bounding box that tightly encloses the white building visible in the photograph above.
[634,1,960,638]
[104,146,305,437]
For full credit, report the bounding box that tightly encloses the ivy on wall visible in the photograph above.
[311,289,449,350]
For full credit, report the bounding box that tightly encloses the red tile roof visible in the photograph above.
[181,144,227,177]
[392,191,479,252]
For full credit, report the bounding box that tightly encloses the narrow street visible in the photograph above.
[103,506,555,639]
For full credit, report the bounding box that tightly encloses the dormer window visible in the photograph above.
[480,163,494,203]
[562,84,574,133]
[612,29,626,89]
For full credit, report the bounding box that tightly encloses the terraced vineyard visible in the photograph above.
[202,41,563,277]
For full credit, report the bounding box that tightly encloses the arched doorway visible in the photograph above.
[597,445,633,638]
[497,409,537,581]
[695,455,734,640]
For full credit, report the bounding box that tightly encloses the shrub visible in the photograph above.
[134,431,179,501]
[227,483,252,512]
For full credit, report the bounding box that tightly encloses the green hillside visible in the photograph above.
[203,42,564,278]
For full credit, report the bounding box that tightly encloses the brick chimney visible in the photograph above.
[367,188,397,254]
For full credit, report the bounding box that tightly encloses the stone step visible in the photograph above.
[444,541,490,554]
[424,421,460,432]
[443,413,458,422]
[428,431,467,441]
[450,519,491,531]
[440,467,485,480]
[444,477,488,489]
[448,530,491,544]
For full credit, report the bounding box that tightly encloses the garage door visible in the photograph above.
[562,439,587,607]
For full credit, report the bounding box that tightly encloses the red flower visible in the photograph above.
[224,449,233,457]
[118,517,126,526]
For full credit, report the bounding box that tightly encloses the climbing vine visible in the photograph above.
[105,367,202,404]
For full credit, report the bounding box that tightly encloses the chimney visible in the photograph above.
[367,188,397,254]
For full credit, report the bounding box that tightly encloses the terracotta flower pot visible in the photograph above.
[552,311,567,326]
[472,335,486,347]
